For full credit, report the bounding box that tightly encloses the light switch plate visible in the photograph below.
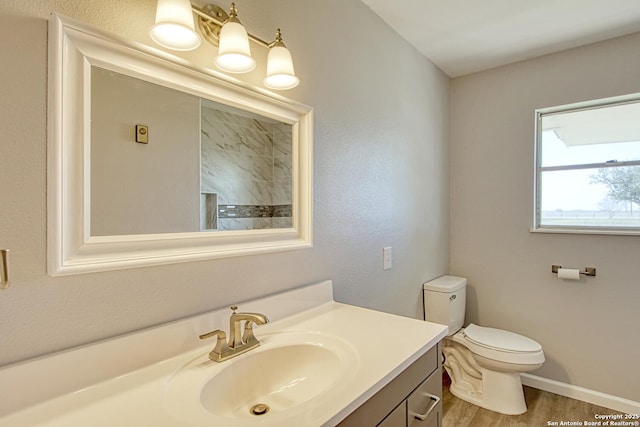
[383,246,392,270]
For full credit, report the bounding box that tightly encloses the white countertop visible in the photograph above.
[0,281,447,426]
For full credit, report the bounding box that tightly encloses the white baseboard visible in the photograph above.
[521,373,640,414]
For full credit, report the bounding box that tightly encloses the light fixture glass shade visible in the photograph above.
[150,0,201,51]
[264,45,299,90]
[215,21,256,73]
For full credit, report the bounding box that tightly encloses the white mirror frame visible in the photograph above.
[47,14,313,276]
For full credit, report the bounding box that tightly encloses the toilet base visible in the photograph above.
[443,339,534,415]
[448,368,527,415]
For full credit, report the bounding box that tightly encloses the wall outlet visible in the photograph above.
[383,246,392,270]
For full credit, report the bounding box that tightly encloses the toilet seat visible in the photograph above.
[451,324,545,365]
[463,324,542,353]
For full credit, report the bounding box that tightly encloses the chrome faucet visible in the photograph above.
[199,306,269,362]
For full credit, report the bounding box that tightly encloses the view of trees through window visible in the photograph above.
[591,166,640,215]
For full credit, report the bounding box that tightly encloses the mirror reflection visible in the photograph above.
[90,67,292,237]
[200,99,292,231]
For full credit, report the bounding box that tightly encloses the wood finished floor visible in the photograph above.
[443,385,623,427]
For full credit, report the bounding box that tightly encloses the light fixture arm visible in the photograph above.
[192,3,270,48]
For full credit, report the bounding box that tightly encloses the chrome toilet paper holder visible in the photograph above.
[551,265,596,277]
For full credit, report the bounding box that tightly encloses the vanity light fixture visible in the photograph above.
[264,29,300,90]
[149,1,300,89]
[150,0,202,51]
[214,3,255,73]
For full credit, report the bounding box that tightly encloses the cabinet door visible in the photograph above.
[407,369,442,427]
[377,401,406,427]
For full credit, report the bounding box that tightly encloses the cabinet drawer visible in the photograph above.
[407,368,442,427]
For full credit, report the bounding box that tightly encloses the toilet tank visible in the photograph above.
[423,276,467,336]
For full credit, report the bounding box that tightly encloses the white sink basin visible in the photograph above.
[162,331,359,426]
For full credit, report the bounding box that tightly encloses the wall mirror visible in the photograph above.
[48,14,313,276]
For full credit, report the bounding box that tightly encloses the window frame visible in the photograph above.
[532,93,640,236]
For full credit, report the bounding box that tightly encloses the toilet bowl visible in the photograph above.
[444,323,544,415]
[423,276,545,415]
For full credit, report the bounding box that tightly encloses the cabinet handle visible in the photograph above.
[410,392,440,421]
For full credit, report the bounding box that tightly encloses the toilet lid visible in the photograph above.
[463,324,542,353]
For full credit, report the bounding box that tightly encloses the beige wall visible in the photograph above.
[0,0,450,366]
[451,32,640,402]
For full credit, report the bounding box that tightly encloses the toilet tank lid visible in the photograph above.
[423,275,467,292]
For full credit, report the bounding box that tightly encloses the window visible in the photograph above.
[534,94,640,234]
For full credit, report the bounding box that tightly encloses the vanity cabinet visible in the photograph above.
[338,341,443,427]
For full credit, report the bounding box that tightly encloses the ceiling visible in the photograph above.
[360,0,640,77]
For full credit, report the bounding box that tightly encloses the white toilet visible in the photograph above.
[423,275,545,415]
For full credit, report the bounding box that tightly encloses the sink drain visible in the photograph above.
[250,403,270,416]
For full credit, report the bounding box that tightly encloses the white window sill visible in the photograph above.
[530,227,640,236]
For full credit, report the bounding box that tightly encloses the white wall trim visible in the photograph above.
[521,373,640,414]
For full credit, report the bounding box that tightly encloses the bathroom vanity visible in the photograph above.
[0,281,447,426]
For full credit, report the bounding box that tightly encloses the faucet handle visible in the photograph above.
[199,329,225,340]
[199,329,229,360]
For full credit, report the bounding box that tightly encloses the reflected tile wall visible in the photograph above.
[273,123,292,206]
[200,104,292,230]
